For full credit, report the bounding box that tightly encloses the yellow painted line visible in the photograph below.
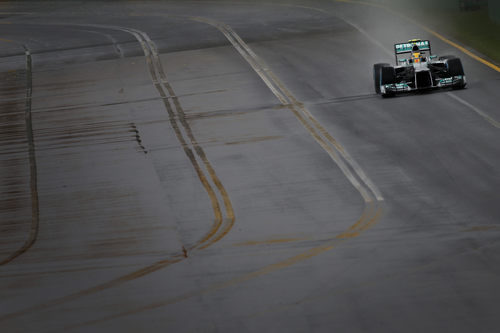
[61,16,387,328]
[64,6,495,326]
[422,27,500,73]
[333,0,500,73]
[69,204,384,330]
[206,18,380,202]
[233,203,380,245]
[336,202,374,239]
[0,24,235,323]
[252,228,500,319]
[0,258,184,322]
[0,37,13,42]
[2,22,230,315]
[1,17,383,327]
[330,1,500,128]
[122,26,234,251]
[138,26,236,249]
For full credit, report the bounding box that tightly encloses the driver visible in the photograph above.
[412,44,422,63]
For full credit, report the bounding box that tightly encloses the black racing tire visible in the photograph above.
[380,66,396,98]
[373,63,390,94]
[380,66,396,85]
[446,57,465,76]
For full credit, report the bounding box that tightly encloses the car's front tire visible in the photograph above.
[373,63,390,94]
[445,57,466,89]
[380,65,396,97]
[446,57,465,76]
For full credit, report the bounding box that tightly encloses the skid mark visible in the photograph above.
[2,7,386,325]
[0,22,235,321]
[69,204,384,330]
[192,15,383,202]
[0,45,39,266]
[0,257,183,322]
[65,12,386,329]
[112,25,235,251]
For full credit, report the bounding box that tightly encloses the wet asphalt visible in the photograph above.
[0,1,499,332]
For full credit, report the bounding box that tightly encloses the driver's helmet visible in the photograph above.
[412,44,421,62]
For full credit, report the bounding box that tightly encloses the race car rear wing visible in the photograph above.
[394,40,432,63]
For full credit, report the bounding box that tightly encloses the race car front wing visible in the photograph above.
[381,75,466,94]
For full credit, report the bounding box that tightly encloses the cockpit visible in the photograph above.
[409,45,426,63]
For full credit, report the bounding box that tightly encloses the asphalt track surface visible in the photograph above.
[0,1,499,332]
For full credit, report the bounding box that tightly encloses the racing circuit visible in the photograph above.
[0,1,499,332]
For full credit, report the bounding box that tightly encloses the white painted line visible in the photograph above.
[447,93,500,128]
[226,25,384,201]
[195,16,382,202]
[330,7,499,130]
[338,16,394,58]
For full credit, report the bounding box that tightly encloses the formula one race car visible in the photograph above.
[374,39,466,97]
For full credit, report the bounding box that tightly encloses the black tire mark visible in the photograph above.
[0,46,39,266]
[117,25,234,252]
[0,23,232,322]
[130,123,148,154]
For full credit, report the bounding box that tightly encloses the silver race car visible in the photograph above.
[374,39,466,97]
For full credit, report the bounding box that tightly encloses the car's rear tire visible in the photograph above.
[373,63,390,94]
